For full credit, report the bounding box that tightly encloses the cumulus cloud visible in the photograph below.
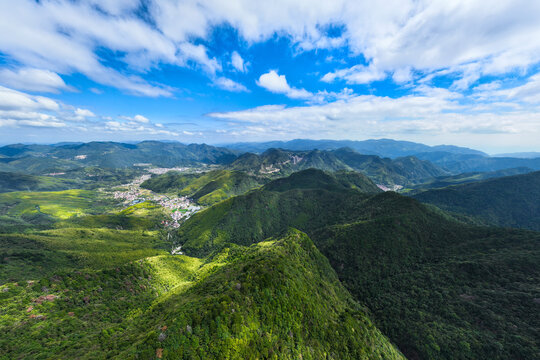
[257,70,312,99]
[322,64,386,84]
[257,71,355,103]
[133,115,150,123]
[209,81,540,148]
[0,86,60,111]
[2,0,540,97]
[231,51,248,72]
[75,108,95,118]
[0,68,71,93]
[214,77,249,92]
[0,86,179,137]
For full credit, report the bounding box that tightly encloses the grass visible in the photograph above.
[0,190,169,283]
[1,228,169,283]
[0,189,113,219]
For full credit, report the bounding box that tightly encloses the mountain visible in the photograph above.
[173,170,540,359]
[223,138,485,158]
[1,217,404,359]
[331,147,448,185]
[0,143,55,157]
[492,152,540,159]
[177,169,378,256]
[413,170,540,230]
[0,156,82,174]
[262,168,381,193]
[415,152,540,173]
[405,167,534,192]
[227,147,447,186]
[0,172,87,193]
[310,210,540,360]
[111,231,405,359]
[0,141,238,174]
[229,148,351,176]
[141,169,268,205]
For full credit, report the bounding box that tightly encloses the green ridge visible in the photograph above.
[0,231,405,360]
[413,170,540,230]
[141,169,266,205]
[174,170,540,359]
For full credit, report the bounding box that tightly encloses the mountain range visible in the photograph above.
[1,139,540,358]
[173,169,540,359]
[222,138,487,158]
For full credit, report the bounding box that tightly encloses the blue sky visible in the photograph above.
[1,0,540,153]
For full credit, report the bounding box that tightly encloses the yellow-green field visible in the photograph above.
[0,189,111,219]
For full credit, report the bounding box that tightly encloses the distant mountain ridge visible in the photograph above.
[3,140,540,184]
[413,170,540,230]
[405,167,534,192]
[222,138,486,158]
[229,147,448,185]
[415,152,540,173]
[492,152,540,159]
[0,141,238,173]
[229,148,351,176]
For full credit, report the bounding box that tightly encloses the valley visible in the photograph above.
[0,140,539,359]
[3,3,540,358]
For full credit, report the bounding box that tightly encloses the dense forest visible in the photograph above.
[1,140,539,359]
[174,169,540,359]
[413,171,540,230]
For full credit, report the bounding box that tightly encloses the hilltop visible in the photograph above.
[330,147,448,185]
[228,147,448,186]
[141,169,267,205]
[229,148,351,176]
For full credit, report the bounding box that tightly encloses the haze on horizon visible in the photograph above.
[1,0,540,153]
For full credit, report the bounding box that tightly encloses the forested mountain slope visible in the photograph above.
[0,231,405,360]
[174,170,540,359]
[141,169,267,205]
[331,147,448,185]
[413,170,540,230]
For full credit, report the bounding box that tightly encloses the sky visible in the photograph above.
[1,0,540,153]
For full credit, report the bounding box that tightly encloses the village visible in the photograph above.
[111,170,201,229]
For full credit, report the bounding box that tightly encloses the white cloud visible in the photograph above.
[231,51,247,72]
[257,70,312,99]
[0,68,71,93]
[0,0,177,97]
[75,108,95,118]
[178,42,221,75]
[103,118,178,136]
[495,73,540,103]
[86,0,140,15]
[0,86,60,111]
[471,72,540,103]
[209,81,540,149]
[133,115,150,123]
[0,86,180,137]
[322,64,386,84]
[392,67,413,84]
[257,70,355,103]
[214,77,249,92]
[2,0,540,97]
